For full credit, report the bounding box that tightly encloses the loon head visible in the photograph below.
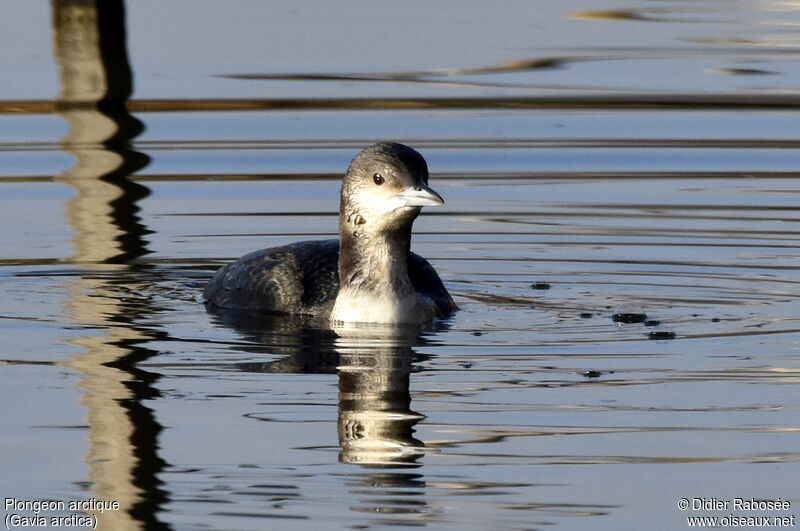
[340,142,444,236]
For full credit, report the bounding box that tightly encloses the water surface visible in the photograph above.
[2,1,800,529]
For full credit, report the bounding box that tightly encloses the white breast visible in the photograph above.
[330,289,433,324]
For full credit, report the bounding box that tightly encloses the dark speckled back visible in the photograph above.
[291,240,340,308]
[204,239,454,318]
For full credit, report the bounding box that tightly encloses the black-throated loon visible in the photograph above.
[203,142,456,324]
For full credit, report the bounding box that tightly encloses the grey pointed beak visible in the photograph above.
[394,184,444,207]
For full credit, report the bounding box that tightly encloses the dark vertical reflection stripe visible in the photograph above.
[52,1,168,529]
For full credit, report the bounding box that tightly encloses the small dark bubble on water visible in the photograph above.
[471,331,485,336]
[459,362,473,369]
[612,304,647,324]
[648,330,677,340]
[582,370,614,379]
[579,312,594,319]
[530,282,551,290]
[711,318,721,323]
[644,319,661,327]
[612,312,648,324]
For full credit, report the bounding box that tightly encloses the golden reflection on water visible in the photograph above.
[51,1,163,529]
[568,8,664,22]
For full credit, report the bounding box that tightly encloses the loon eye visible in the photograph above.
[372,173,385,185]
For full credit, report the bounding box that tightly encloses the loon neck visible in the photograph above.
[338,223,414,296]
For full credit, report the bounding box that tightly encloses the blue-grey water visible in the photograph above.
[2,1,800,530]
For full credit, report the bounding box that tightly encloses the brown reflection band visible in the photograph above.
[4,94,800,114]
[6,171,800,183]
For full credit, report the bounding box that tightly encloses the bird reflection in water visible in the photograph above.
[335,324,429,467]
[212,310,447,468]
